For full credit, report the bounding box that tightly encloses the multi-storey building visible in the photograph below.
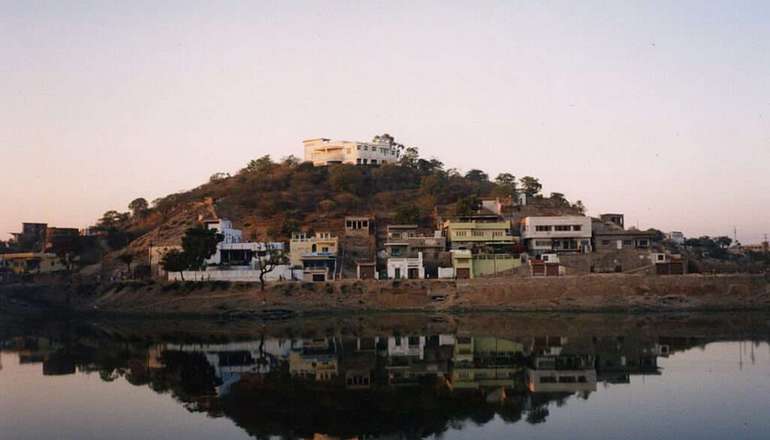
[520,216,592,255]
[303,138,401,166]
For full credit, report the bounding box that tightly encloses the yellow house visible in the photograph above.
[444,220,516,252]
[289,232,339,267]
[0,252,66,274]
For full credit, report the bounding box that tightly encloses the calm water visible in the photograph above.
[2,313,770,440]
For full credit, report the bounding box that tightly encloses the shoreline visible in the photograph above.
[2,273,769,319]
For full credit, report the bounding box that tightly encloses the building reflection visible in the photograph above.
[0,324,738,440]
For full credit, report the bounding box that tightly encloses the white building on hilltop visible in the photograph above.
[303,138,401,166]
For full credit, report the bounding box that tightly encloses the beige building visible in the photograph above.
[289,232,338,267]
[444,220,516,253]
[0,252,66,274]
[303,138,401,166]
[520,216,592,254]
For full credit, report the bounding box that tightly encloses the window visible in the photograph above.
[540,376,557,383]
[536,225,552,232]
[535,240,551,247]
[363,159,368,164]
[356,158,361,164]
[554,225,570,231]
[371,159,377,165]
[363,145,368,150]
[472,230,484,237]
[637,239,649,247]
[572,225,582,231]
[601,240,610,245]
[623,240,633,246]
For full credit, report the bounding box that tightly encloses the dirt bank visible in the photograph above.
[37,273,765,317]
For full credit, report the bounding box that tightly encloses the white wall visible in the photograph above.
[386,252,424,279]
[521,216,592,240]
[168,265,302,282]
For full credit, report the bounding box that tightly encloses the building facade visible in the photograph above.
[444,220,516,253]
[303,138,401,166]
[520,216,592,255]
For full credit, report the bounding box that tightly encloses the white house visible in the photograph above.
[167,218,300,282]
[386,252,425,279]
[303,138,401,166]
[520,216,592,254]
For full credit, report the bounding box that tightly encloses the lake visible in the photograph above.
[2,313,770,440]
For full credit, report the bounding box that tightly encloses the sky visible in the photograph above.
[1,0,768,243]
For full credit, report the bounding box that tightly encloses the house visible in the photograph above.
[202,219,284,267]
[383,225,447,278]
[450,250,473,279]
[529,254,562,277]
[652,253,687,275]
[10,223,48,251]
[356,261,377,280]
[387,251,424,279]
[526,355,597,393]
[303,138,401,166]
[666,231,686,245]
[520,216,592,255]
[593,230,656,251]
[344,216,373,237]
[0,252,66,275]
[167,219,298,282]
[599,213,625,229]
[592,213,657,251]
[43,227,80,253]
[444,220,516,253]
[289,232,338,266]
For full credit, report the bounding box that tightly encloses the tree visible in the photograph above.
[128,198,148,217]
[519,176,542,197]
[161,249,189,281]
[117,253,134,277]
[394,204,421,225]
[399,147,420,168]
[181,227,223,270]
[209,172,230,183]
[464,169,489,182]
[495,173,517,193]
[329,165,364,194]
[53,236,83,275]
[281,155,300,167]
[715,236,733,249]
[549,192,569,207]
[455,196,480,216]
[245,155,275,173]
[254,242,288,291]
[416,158,443,175]
[573,200,586,215]
[98,210,129,229]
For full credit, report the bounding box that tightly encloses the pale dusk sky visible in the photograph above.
[1,1,768,243]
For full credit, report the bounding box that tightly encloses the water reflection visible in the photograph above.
[2,314,770,440]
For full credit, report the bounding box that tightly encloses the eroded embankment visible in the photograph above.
[67,273,770,317]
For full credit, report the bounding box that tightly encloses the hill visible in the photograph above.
[89,143,586,275]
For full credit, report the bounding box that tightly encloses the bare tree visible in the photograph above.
[254,242,288,291]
